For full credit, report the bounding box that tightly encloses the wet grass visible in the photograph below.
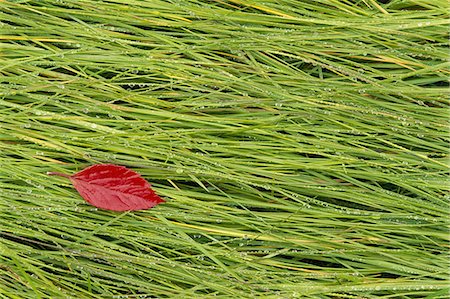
[0,0,449,298]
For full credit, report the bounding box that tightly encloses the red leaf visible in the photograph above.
[47,164,164,211]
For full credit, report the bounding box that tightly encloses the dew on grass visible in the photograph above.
[262,184,271,190]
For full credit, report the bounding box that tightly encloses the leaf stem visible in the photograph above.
[46,171,71,178]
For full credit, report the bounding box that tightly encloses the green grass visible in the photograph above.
[0,0,449,298]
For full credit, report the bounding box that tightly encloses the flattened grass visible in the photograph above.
[0,0,449,298]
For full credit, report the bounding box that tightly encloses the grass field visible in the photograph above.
[0,0,449,298]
